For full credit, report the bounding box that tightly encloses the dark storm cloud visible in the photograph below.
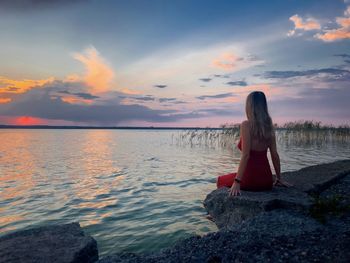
[154,84,167,89]
[263,68,350,79]
[225,81,247,86]
[58,90,99,100]
[199,78,212,82]
[0,0,87,10]
[196,92,234,100]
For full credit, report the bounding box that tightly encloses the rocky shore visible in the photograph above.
[1,160,349,263]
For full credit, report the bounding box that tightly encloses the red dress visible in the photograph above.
[216,137,273,191]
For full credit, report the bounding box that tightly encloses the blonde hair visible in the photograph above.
[245,91,273,142]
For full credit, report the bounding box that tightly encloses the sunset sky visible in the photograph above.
[0,0,349,127]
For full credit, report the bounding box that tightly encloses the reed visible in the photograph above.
[173,120,350,149]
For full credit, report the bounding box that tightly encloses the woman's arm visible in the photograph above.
[229,121,251,196]
[269,130,292,187]
[235,121,251,181]
[269,131,281,180]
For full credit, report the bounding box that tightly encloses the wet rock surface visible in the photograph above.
[0,223,98,263]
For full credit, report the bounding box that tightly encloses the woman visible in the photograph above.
[217,91,292,197]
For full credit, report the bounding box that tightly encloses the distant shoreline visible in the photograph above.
[0,125,223,130]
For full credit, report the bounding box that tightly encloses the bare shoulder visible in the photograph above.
[241,120,250,130]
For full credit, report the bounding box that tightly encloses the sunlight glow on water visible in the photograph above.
[0,129,349,256]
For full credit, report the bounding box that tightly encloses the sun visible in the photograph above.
[13,116,45,125]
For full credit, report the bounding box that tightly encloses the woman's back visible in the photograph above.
[237,134,273,191]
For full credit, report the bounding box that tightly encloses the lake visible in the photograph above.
[0,129,349,256]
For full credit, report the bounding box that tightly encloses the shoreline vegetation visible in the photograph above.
[174,120,350,148]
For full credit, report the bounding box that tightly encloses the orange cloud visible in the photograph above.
[72,46,115,93]
[120,88,142,95]
[212,52,242,70]
[337,17,350,27]
[315,11,350,42]
[315,28,350,41]
[0,98,11,104]
[0,76,54,94]
[288,14,321,36]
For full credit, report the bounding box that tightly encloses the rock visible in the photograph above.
[98,211,349,263]
[226,210,323,236]
[282,159,350,194]
[204,160,350,230]
[0,222,98,263]
[203,186,312,230]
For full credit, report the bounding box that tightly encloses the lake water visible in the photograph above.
[0,129,349,256]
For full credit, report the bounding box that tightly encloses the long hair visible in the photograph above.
[245,91,273,142]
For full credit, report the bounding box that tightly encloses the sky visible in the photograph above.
[0,0,349,127]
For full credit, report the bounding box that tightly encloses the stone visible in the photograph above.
[98,211,349,263]
[0,222,98,263]
[203,186,312,230]
[282,159,350,194]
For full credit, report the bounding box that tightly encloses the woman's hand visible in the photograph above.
[229,182,241,196]
[274,178,293,187]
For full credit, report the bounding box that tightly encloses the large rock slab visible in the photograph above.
[98,211,348,263]
[283,159,350,194]
[204,159,350,230]
[0,222,98,263]
[203,186,312,230]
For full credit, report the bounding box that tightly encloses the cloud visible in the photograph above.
[225,80,248,86]
[153,84,167,89]
[288,14,321,36]
[212,53,243,70]
[196,92,234,100]
[72,46,115,93]
[270,86,350,121]
[158,98,187,104]
[159,98,176,103]
[315,5,350,42]
[0,76,55,94]
[58,90,99,100]
[132,96,155,101]
[0,0,87,11]
[199,78,212,82]
[213,74,230,78]
[334,53,350,58]
[0,98,11,104]
[195,108,242,116]
[263,68,350,80]
[0,85,204,125]
[315,26,350,42]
